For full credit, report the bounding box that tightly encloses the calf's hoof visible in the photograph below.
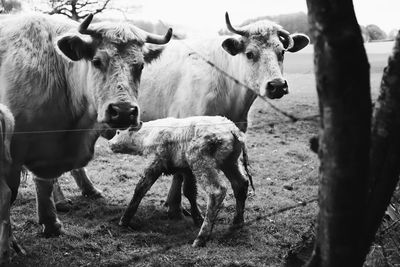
[192,236,207,248]
[42,221,63,237]
[82,187,103,199]
[55,199,73,212]
[118,217,130,227]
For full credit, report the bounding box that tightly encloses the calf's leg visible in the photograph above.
[119,159,165,226]
[190,159,227,247]
[182,172,203,227]
[221,162,249,226]
[34,177,62,237]
[165,173,184,219]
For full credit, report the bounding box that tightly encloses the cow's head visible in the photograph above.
[221,12,309,99]
[55,14,172,130]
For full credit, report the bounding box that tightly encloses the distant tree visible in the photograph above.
[42,0,111,21]
[366,24,387,41]
[0,0,21,13]
[219,12,311,42]
[360,25,371,42]
[388,29,399,41]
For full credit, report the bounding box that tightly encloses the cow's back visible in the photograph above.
[139,38,235,122]
[0,14,73,113]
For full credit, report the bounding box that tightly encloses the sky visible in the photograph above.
[21,0,400,35]
[105,0,400,35]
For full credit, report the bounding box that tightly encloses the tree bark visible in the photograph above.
[362,31,400,256]
[306,0,371,266]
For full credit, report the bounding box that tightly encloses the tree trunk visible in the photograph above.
[305,0,371,266]
[362,32,400,256]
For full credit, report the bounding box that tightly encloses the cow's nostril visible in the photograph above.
[108,104,120,120]
[130,107,138,116]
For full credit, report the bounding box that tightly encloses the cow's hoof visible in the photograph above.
[42,221,63,237]
[82,187,103,199]
[55,199,73,212]
[232,215,244,227]
[167,208,185,221]
[192,237,206,248]
[118,217,130,227]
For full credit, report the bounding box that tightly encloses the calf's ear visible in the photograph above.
[143,45,165,64]
[222,37,244,56]
[56,35,95,61]
[288,34,310,53]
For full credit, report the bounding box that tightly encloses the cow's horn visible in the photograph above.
[278,29,294,50]
[79,14,99,37]
[225,12,247,36]
[143,28,173,45]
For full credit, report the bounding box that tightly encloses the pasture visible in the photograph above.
[9,41,392,266]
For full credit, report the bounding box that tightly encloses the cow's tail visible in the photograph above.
[0,104,15,164]
[231,131,255,192]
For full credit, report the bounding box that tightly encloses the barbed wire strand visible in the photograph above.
[2,34,320,136]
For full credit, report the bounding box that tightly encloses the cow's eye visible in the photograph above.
[246,52,254,60]
[92,58,102,68]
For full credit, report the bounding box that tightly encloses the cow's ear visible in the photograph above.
[56,35,95,61]
[288,34,310,53]
[222,37,244,56]
[143,45,164,64]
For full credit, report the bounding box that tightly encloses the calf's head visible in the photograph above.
[221,12,309,99]
[109,127,142,155]
[56,14,172,130]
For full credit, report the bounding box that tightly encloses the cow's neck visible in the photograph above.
[212,51,258,132]
[65,61,96,121]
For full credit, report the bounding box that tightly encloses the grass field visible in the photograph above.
[9,42,394,266]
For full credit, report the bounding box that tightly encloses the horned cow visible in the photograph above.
[0,13,172,264]
[109,116,254,247]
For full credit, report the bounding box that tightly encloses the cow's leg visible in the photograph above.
[165,173,184,220]
[119,159,165,226]
[0,177,11,266]
[190,158,227,247]
[52,180,72,212]
[1,165,23,265]
[182,172,203,227]
[34,177,62,237]
[70,168,102,198]
[221,162,249,227]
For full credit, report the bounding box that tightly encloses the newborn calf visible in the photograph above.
[109,116,254,247]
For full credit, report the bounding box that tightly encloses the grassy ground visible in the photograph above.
[8,42,394,266]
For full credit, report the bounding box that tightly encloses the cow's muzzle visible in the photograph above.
[266,78,289,99]
[105,102,140,129]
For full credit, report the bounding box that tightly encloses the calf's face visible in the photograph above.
[109,127,142,155]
